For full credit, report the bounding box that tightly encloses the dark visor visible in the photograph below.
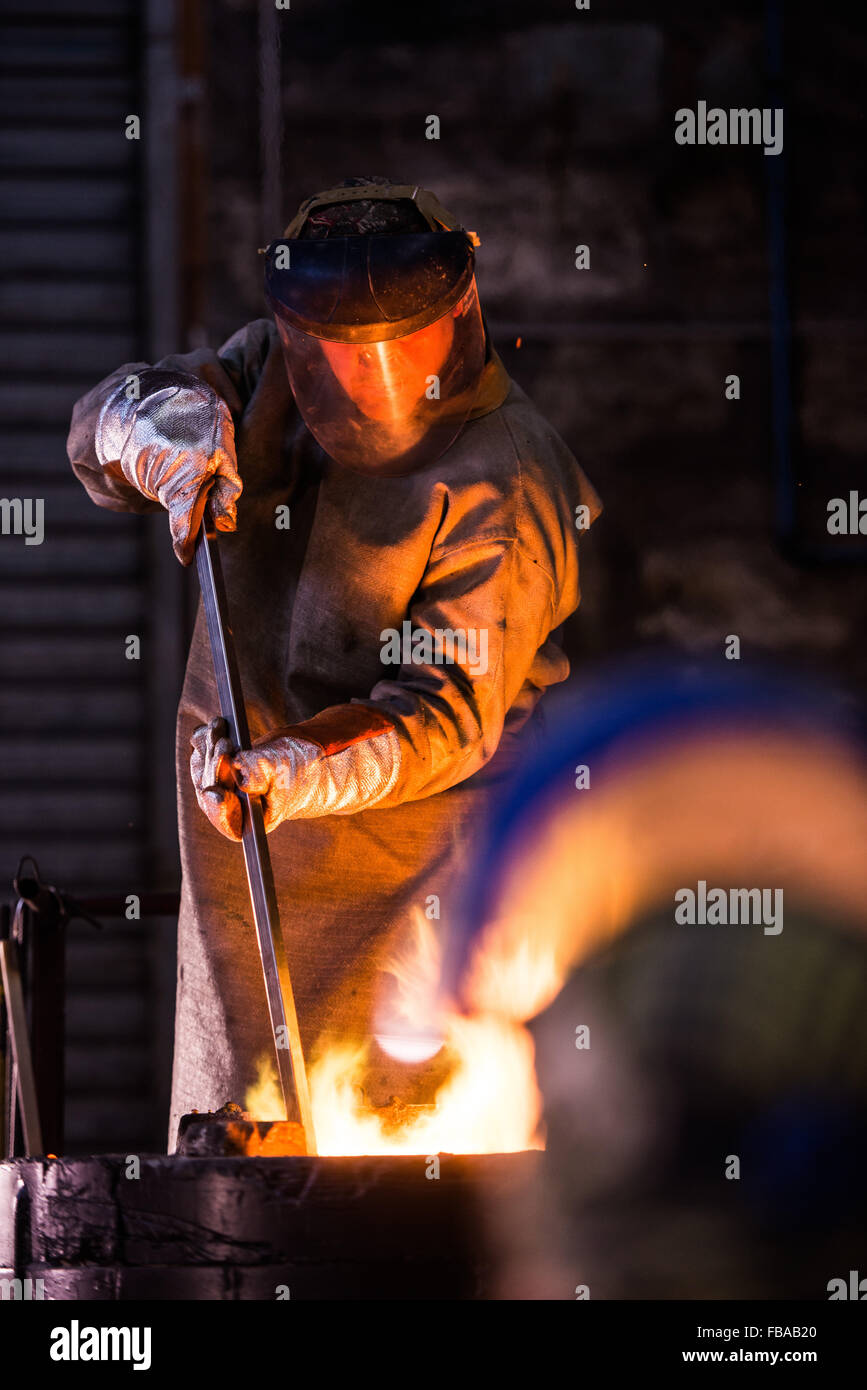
[263,231,476,344]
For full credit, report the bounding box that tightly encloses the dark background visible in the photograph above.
[0,0,864,1154]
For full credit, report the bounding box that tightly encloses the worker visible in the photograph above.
[67,177,602,1149]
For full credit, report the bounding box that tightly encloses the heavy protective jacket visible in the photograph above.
[67,317,602,1148]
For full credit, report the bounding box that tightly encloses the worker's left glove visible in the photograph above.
[189,714,401,841]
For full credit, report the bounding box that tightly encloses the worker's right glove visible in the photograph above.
[95,369,242,564]
[189,713,402,840]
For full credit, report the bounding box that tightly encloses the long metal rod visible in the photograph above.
[195,513,317,1154]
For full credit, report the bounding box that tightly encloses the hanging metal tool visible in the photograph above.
[0,938,43,1156]
[195,510,317,1155]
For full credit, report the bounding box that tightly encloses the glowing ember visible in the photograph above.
[374,1032,443,1064]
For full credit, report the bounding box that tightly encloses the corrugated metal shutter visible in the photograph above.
[0,0,179,1154]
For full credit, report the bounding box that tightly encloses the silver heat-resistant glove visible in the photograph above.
[190,716,402,842]
[95,369,242,564]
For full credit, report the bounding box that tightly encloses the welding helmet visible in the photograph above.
[262,183,487,476]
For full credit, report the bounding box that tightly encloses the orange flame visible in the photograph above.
[374,908,445,1063]
[244,908,557,1155]
[245,1052,284,1120]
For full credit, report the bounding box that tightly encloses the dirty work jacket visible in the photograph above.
[67,317,602,1149]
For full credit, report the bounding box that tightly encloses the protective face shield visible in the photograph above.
[262,184,488,476]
